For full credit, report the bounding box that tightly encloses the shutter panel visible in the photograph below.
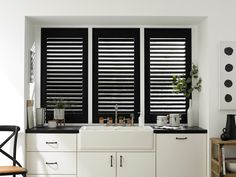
[93,29,140,123]
[41,28,88,123]
[145,29,191,123]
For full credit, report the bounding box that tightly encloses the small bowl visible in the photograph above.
[226,160,236,173]
[48,120,57,128]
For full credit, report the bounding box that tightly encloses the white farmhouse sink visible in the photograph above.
[80,125,152,131]
[78,126,154,150]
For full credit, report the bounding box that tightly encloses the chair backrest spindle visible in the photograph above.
[0,125,22,167]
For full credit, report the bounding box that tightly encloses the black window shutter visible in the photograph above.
[93,28,140,123]
[41,28,88,123]
[145,28,191,123]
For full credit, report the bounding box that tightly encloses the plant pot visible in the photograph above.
[54,109,65,120]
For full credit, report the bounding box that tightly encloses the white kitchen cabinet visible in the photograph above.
[117,152,155,177]
[77,152,155,177]
[78,152,116,177]
[156,134,206,177]
[26,133,77,176]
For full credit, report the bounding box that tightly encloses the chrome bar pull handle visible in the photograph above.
[176,137,188,140]
[46,162,58,165]
[46,141,58,144]
[120,155,123,167]
[110,155,113,167]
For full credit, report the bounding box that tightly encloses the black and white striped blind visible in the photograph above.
[145,29,191,123]
[41,28,88,123]
[93,29,140,123]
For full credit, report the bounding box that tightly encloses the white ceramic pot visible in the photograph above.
[54,109,65,120]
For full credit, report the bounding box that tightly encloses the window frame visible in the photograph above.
[144,28,192,123]
[92,28,140,123]
[41,28,88,123]
[39,27,193,124]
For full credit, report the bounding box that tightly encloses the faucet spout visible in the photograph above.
[115,104,118,126]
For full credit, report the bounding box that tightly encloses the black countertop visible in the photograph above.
[25,126,81,133]
[152,125,207,134]
[26,125,207,134]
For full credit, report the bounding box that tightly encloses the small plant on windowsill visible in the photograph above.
[172,63,202,127]
[54,97,66,109]
[52,97,68,121]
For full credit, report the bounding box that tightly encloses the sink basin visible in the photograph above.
[78,126,154,150]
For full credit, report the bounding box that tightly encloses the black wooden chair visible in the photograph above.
[0,126,27,176]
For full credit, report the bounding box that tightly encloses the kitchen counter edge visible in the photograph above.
[26,126,207,134]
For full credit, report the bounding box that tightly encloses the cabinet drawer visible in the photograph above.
[27,152,76,175]
[27,134,76,152]
[156,133,206,148]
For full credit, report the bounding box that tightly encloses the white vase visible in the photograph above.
[54,109,65,120]
[187,99,193,127]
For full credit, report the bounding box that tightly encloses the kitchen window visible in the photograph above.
[41,28,88,123]
[144,28,192,123]
[40,27,192,124]
[92,28,140,123]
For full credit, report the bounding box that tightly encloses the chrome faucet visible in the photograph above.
[115,104,118,126]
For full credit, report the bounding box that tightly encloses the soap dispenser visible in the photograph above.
[138,114,144,127]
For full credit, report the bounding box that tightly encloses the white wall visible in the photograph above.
[1,0,236,174]
[0,1,25,167]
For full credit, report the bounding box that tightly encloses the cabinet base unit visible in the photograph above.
[77,152,155,177]
[26,133,77,176]
[156,134,207,177]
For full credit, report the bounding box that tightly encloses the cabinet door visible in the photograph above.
[156,134,206,177]
[117,152,155,177]
[77,152,116,177]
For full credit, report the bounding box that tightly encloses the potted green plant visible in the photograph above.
[172,64,202,126]
[172,64,202,98]
[53,97,66,121]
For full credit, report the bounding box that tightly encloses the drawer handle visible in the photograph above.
[176,137,188,140]
[110,155,113,167]
[46,142,58,144]
[46,162,58,165]
[120,155,123,167]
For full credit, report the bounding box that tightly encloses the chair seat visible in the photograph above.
[0,166,27,174]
